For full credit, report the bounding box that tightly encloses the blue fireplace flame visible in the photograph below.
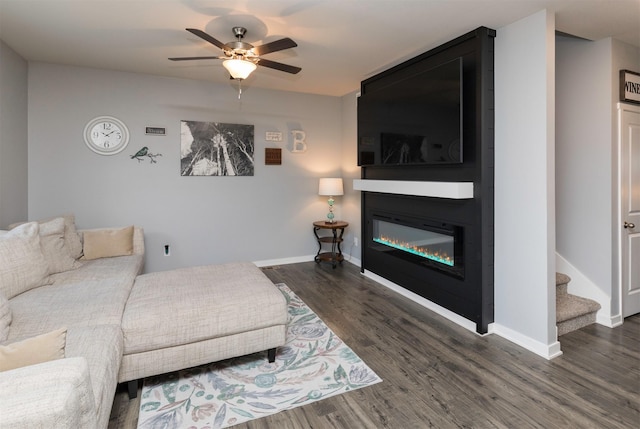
[373,236,454,266]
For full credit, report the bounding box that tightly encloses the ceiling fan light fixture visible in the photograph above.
[223,58,257,80]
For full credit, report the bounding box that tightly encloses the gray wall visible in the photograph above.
[556,37,640,321]
[494,10,558,356]
[0,39,28,228]
[340,90,362,265]
[27,62,347,273]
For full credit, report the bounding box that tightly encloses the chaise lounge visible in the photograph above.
[119,262,288,399]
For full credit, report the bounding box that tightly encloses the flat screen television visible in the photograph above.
[358,57,463,166]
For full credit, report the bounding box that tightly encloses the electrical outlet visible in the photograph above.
[353,237,358,247]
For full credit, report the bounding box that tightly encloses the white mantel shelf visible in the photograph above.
[353,179,474,199]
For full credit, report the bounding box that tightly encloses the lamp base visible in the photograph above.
[326,209,335,224]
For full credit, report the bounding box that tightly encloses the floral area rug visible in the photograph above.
[137,283,382,429]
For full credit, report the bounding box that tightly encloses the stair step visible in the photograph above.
[556,272,600,336]
[556,272,571,295]
[557,292,601,336]
[557,293,600,323]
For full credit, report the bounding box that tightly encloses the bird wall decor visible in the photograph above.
[131,146,162,163]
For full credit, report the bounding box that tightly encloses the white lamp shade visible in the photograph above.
[318,178,344,196]
[223,59,257,80]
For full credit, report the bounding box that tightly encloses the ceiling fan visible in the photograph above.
[169,27,301,80]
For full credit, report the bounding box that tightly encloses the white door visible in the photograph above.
[619,104,640,317]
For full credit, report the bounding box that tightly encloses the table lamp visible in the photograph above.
[318,178,344,223]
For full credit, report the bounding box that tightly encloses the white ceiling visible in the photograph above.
[1,0,638,97]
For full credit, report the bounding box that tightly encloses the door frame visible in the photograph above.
[617,102,640,319]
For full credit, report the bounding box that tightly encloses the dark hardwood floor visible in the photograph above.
[110,261,639,428]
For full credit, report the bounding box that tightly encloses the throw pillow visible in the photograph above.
[10,214,83,260]
[59,214,83,260]
[0,328,66,372]
[0,294,10,342]
[38,217,83,274]
[0,222,52,299]
[82,226,134,260]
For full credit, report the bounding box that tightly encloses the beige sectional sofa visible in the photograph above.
[0,216,287,429]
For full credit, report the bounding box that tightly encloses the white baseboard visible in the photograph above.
[492,323,563,360]
[599,313,624,328]
[362,270,480,334]
[253,254,362,269]
[345,256,362,268]
[253,255,315,267]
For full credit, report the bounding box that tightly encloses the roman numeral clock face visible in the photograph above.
[83,116,130,155]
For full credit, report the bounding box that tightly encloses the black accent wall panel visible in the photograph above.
[359,27,495,333]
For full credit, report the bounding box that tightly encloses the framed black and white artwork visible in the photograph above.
[180,120,254,176]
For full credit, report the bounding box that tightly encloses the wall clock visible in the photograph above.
[83,116,130,155]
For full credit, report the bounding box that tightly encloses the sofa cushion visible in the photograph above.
[0,294,11,342]
[11,214,84,261]
[0,357,98,429]
[82,226,134,260]
[38,217,83,274]
[9,214,82,259]
[7,254,144,340]
[64,325,123,426]
[59,214,83,259]
[42,214,84,261]
[122,262,288,354]
[0,222,51,299]
[0,328,66,372]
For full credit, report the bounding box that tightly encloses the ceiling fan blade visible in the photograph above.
[168,56,223,61]
[256,58,301,74]
[185,28,227,50]
[252,38,297,56]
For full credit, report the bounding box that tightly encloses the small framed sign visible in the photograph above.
[145,126,166,136]
[265,131,283,142]
[265,148,282,165]
[620,70,640,105]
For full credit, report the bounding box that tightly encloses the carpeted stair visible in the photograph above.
[556,273,601,336]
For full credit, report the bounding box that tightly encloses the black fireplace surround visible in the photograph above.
[358,27,495,333]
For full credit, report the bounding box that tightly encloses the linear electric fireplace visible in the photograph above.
[372,215,464,279]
